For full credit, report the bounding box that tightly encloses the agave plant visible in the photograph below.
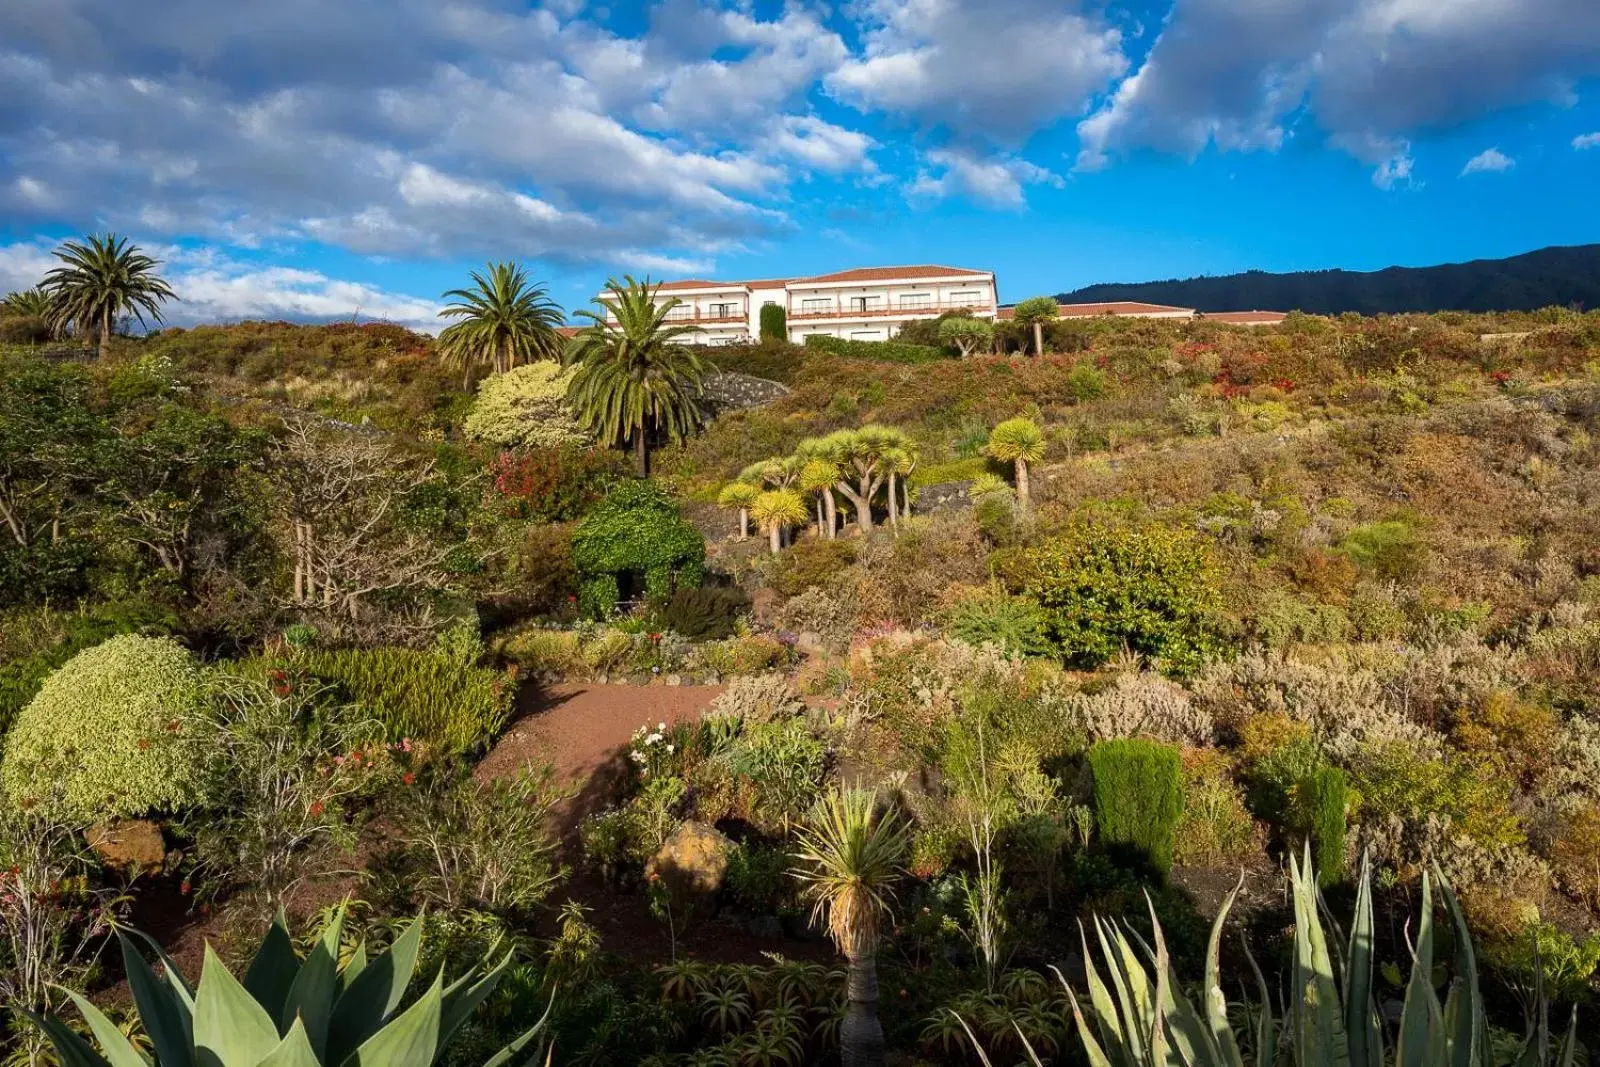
[965,846,1580,1067]
[27,907,548,1067]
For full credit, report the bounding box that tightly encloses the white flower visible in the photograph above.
[665,744,675,754]
[658,721,667,731]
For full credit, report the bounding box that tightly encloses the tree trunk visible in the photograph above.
[813,498,824,538]
[855,475,874,532]
[634,430,649,478]
[1032,320,1044,357]
[841,950,886,1067]
[823,489,838,540]
[768,524,781,554]
[100,307,112,361]
[886,475,899,532]
[1016,458,1031,512]
[738,507,749,540]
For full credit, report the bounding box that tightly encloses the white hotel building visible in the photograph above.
[594,265,1000,345]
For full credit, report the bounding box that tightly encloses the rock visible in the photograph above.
[87,819,166,876]
[795,631,826,658]
[665,674,683,687]
[646,821,733,899]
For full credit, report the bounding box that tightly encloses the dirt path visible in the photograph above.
[476,681,724,830]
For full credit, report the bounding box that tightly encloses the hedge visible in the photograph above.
[1088,738,1185,876]
[802,334,948,364]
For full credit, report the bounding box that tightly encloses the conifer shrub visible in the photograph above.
[656,585,751,641]
[1087,738,1185,876]
[295,647,514,755]
[2,634,207,821]
[758,303,787,342]
[1294,765,1349,887]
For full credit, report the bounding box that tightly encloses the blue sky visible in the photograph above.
[1,0,1597,328]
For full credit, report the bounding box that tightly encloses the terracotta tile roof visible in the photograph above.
[555,325,583,337]
[740,277,794,289]
[651,279,745,292]
[1203,310,1287,324]
[792,265,990,284]
[1057,301,1195,317]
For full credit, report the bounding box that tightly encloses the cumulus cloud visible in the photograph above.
[1461,147,1515,175]
[828,0,1127,142]
[907,149,1064,209]
[1575,132,1600,149]
[1078,0,1600,183]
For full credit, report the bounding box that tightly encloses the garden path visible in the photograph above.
[476,681,724,832]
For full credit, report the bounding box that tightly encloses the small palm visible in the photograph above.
[437,261,563,380]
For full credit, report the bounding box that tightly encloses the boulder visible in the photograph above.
[86,819,167,876]
[647,821,733,898]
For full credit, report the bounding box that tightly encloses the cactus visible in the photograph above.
[27,906,547,1067]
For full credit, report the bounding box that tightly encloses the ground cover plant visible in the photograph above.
[4,250,1600,1064]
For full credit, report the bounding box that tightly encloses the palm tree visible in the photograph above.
[799,457,840,539]
[437,262,564,387]
[566,276,708,477]
[1011,296,1059,357]
[717,481,761,540]
[751,488,807,554]
[39,234,177,359]
[792,789,910,1067]
[985,417,1046,513]
[1,287,52,319]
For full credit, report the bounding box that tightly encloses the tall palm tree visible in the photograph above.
[792,788,910,1067]
[985,417,1046,513]
[39,234,177,359]
[1,287,52,320]
[566,276,708,477]
[437,262,564,387]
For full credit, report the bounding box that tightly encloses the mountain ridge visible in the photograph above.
[1054,244,1600,315]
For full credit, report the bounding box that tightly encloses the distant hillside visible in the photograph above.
[1057,244,1600,315]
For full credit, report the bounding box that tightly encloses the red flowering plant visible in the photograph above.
[0,796,127,1038]
[180,669,416,914]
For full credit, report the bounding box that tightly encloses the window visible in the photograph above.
[849,296,883,313]
[709,302,738,318]
[898,292,932,309]
[801,298,832,313]
[849,330,884,341]
[948,290,983,304]
[664,306,693,320]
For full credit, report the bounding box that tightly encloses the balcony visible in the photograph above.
[661,311,747,325]
[790,301,995,322]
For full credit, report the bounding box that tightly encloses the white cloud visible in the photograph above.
[1077,0,1600,179]
[908,149,1063,209]
[1574,132,1600,149]
[761,116,879,176]
[1461,147,1515,175]
[829,0,1127,142]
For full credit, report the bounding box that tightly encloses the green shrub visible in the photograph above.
[571,481,706,617]
[656,585,751,641]
[1338,517,1426,581]
[1173,750,1258,867]
[1349,743,1522,849]
[1065,363,1108,401]
[946,590,1052,657]
[758,303,787,342]
[296,647,514,754]
[802,333,947,364]
[1294,765,1349,887]
[725,841,797,914]
[1018,521,1227,675]
[2,634,207,821]
[1088,738,1185,876]
[463,362,588,449]
[766,538,857,597]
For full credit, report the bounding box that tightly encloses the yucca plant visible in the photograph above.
[984,418,1046,513]
[26,907,548,1067]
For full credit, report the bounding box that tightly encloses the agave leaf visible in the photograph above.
[1145,902,1171,1066]
[1103,918,1157,1055]
[119,930,196,1067]
[479,993,554,1067]
[245,914,300,1022]
[280,909,343,1055]
[440,948,515,1050]
[194,944,283,1067]
[338,969,444,1067]
[328,912,426,1065]
[1202,875,1247,1067]
[953,1012,1001,1067]
[1132,896,1210,1065]
[1436,871,1483,1067]
[22,1009,114,1067]
[1240,932,1277,1067]
[1395,873,1442,1067]
[1094,917,1145,1059]
[1062,987,1119,1067]
[1555,1007,1578,1067]
[1345,853,1381,1067]
[338,943,368,1000]
[57,988,153,1067]
[253,1019,322,1067]
[1074,926,1131,1065]
[122,926,197,1003]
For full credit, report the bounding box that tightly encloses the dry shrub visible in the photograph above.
[1549,805,1600,909]
[1449,690,1561,790]
[708,674,803,725]
[1173,748,1261,867]
[847,513,991,627]
[1071,670,1212,747]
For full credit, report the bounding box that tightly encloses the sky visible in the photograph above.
[1,0,1598,330]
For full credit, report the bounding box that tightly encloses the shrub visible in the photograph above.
[758,303,787,342]
[1071,671,1212,746]
[802,333,947,364]
[1338,517,1426,581]
[2,635,207,822]
[296,647,514,754]
[1173,749,1258,867]
[946,590,1052,657]
[463,361,588,449]
[571,481,706,617]
[1088,738,1185,876]
[774,585,857,651]
[1293,765,1349,887]
[1349,742,1522,850]
[766,538,857,597]
[708,674,804,725]
[1065,363,1108,401]
[1018,521,1227,674]
[491,446,628,522]
[725,841,797,914]
[657,585,751,641]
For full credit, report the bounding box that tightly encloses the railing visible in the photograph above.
[790,302,995,322]
[661,311,746,325]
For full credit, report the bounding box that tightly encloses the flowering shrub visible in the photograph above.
[490,446,628,523]
[463,362,588,449]
[2,635,207,822]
